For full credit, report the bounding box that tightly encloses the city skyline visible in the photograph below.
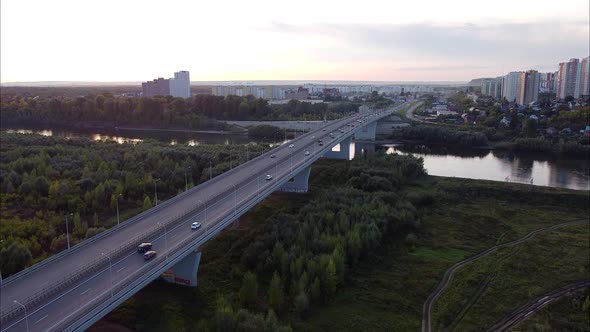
[1,0,589,83]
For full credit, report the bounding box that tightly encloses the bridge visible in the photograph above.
[0,103,407,332]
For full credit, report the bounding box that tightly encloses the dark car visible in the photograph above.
[144,250,157,260]
[137,242,152,253]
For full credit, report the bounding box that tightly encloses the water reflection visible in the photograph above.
[385,144,590,191]
[3,126,255,145]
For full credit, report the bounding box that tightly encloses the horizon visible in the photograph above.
[1,0,589,82]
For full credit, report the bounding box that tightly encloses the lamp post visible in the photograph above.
[65,212,73,249]
[102,253,113,298]
[115,194,122,225]
[14,300,29,332]
[185,166,191,192]
[154,178,158,206]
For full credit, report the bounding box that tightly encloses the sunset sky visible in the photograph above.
[1,0,589,83]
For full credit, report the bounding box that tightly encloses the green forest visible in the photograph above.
[0,132,270,276]
[0,94,362,129]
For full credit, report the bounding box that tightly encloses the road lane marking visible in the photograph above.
[34,315,48,324]
[80,288,91,295]
[116,267,125,273]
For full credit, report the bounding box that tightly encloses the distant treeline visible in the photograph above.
[0,85,212,98]
[393,125,490,147]
[1,94,361,129]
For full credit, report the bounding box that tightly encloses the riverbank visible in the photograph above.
[98,158,589,331]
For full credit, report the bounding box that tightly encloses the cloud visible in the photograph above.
[265,20,589,72]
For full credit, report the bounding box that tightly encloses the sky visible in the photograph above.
[1,0,589,83]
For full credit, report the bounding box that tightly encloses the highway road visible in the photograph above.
[421,219,589,332]
[487,279,590,331]
[0,103,406,331]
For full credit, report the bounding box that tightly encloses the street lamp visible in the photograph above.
[65,212,73,249]
[14,300,29,332]
[116,194,122,225]
[102,253,113,299]
[185,166,191,192]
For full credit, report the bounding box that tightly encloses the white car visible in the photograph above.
[289,144,294,148]
[191,222,201,229]
[305,151,310,156]
[265,174,273,180]
[270,154,276,158]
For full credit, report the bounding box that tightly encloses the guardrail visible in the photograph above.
[1,107,397,329]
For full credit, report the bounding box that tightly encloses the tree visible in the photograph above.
[142,195,152,211]
[239,271,258,307]
[325,259,337,300]
[524,118,538,138]
[310,277,321,304]
[0,242,32,277]
[268,271,283,312]
[214,296,236,332]
[73,212,86,238]
[294,291,309,317]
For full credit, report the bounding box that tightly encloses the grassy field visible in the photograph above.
[98,161,589,332]
[294,176,589,331]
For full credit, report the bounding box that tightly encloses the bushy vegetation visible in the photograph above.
[393,125,489,147]
[0,132,265,276]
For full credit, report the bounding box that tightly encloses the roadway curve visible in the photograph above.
[0,103,406,332]
[404,102,425,122]
[421,219,589,332]
[486,279,590,331]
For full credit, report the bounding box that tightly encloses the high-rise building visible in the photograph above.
[169,71,190,98]
[516,70,540,105]
[142,71,190,98]
[539,72,556,94]
[556,58,580,99]
[142,78,170,97]
[481,77,502,99]
[502,72,520,102]
[579,56,590,98]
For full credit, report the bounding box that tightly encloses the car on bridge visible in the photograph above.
[191,222,201,229]
[137,242,152,253]
[143,250,157,260]
[270,154,276,158]
[289,144,294,148]
[265,174,273,180]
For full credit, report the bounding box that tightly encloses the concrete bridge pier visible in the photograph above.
[278,166,312,193]
[354,122,377,141]
[161,250,201,287]
[323,136,352,160]
[354,142,375,159]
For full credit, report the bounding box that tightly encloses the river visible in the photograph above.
[382,144,589,191]
[3,127,589,191]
